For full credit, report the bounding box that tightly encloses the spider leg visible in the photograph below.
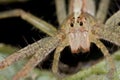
[0,42,35,69]
[0,9,57,36]
[52,39,68,75]
[68,0,73,15]
[69,0,95,16]
[85,0,96,16]
[105,11,120,28]
[13,36,60,80]
[96,24,120,46]
[104,10,120,46]
[0,37,57,70]
[93,11,120,46]
[92,37,116,80]
[55,0,67,25]
[96,0,110,23]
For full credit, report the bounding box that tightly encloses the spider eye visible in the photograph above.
[79,21,83,26]
[70,23,74,27]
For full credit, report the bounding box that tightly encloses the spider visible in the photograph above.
[0,0,119,80]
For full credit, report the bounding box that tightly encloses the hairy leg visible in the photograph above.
[13,36,60,80]
[52,39,68,75]
[96,0,110,23]
[0,9,57,36]
[105,10,120,34]
[92,38,116,80]
[0,37,57,70]
[55,0,67,25]
[92,11,120,46]
[69,0,95,16]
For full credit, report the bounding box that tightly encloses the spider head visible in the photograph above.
[64,12,93,53]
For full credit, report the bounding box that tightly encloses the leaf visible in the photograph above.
[0,44,25,80]
[0,44,57,80]
[63,50,120,80]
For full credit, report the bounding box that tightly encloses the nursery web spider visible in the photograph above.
[0,0,120,80]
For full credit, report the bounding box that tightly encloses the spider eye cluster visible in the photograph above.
[69,16,86,27]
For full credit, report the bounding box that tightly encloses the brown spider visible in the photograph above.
[0,0,119,80]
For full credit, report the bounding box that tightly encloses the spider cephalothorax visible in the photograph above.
[63,12,93,53]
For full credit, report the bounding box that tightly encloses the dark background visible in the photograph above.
[0,0,119,73]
